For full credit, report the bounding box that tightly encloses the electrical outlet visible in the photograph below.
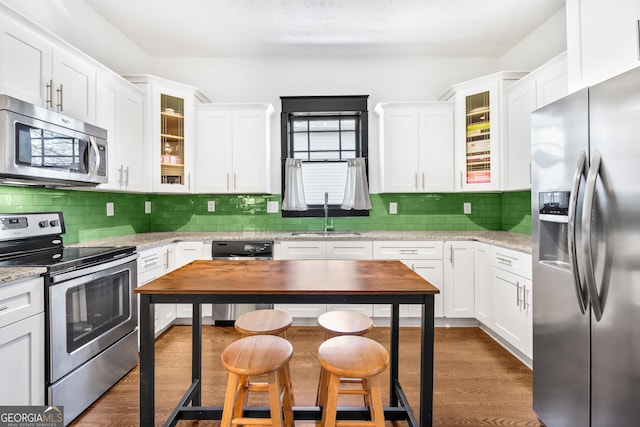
[389,202,398,214]
[145,201,151,214]
[106,202,114,217]
[464,202,472,214]
[267,201,279,213]
[207,201,215,212]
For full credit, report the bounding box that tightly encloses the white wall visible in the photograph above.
[499,7,567,71]
[149,55,499,192]
[1,0,151,73]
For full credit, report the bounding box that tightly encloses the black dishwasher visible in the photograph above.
[210,240,273,325]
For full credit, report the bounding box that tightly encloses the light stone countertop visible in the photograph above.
[0,230,531,284]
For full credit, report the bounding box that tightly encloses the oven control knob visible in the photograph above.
[39,221,49,228]
[49,220,59,227]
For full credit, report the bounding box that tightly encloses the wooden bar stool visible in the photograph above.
[317,335,389,427]
[235,309,293,337]
[317,310,374,338]
[220,335,295,427]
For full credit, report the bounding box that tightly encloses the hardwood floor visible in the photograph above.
[70,326,542,426]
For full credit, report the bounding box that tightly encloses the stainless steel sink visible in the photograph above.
[290,231,361,237]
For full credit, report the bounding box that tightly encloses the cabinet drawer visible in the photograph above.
[491,246,532,279]
[0,277,44,328]
[274,241,326,259]
[373,241,443,260]
[137,247,166,285]
[326,241,372,260]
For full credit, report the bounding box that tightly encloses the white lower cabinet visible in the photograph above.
[443,241,475,318]
[490,246,533,359]
[0,277,45,405]
[273,240,373,319]
[137,244,177,337]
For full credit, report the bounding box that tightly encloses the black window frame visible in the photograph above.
[280,95,369,218]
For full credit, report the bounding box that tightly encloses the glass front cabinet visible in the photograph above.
[123,75,210,193]
[441,72,526,192]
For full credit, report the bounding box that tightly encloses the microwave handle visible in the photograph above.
[88,136,101,176]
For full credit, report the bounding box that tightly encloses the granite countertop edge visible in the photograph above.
[0,230,532,284]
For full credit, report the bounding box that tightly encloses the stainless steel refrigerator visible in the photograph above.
[532,65,640,426]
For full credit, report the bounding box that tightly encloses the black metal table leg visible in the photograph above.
[421,295,435,427]
[390,302,400,407]
[192,303,202,406]
[139,294,155,427]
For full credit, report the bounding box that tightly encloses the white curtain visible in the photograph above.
[341,158,372,210]
[281,158,308,211]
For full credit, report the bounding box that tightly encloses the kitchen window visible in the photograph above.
[281,95,369,218]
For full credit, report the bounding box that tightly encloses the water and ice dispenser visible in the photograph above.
[538,191,571,268]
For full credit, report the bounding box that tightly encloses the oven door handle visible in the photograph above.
[49,253,138,283]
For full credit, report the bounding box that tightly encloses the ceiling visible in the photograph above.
[83,0,565,57]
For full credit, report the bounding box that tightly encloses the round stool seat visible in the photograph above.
[318,335,389,379]
[221,335,293,376]
[317,310,374,337]
[235,309,293,336]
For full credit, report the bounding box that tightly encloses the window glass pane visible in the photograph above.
[293,133,308,153]
[309,151,341,160]
[301,162,348,205]
[309,120,339,131]
[341,119,356,130]
[341,132,356,151]
[292,120,308,131]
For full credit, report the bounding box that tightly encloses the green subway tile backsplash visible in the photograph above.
[0,185,532,244]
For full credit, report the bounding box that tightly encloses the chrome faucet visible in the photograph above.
[323,192,333,232]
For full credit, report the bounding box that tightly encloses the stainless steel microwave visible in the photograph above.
[0,94,107,187]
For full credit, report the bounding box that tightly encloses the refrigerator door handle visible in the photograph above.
[582,149,604,321]
[568,150,589,314]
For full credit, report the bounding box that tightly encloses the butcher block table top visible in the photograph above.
[134,259,440,296]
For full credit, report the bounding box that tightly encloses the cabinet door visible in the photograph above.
[231,109,270,193]
[380,107,421,192]
[95,74,121,190]
[52,48,95,123]
[120,86,146,192]
[195,109,232,193]
[0,17,52,107]
[0,312,45,405]
[403,259,444,318]
[504,77,536,191]
[535,53,568,108]
[474,242,492,326]
[454,82,501,191]
[443,241,475,318]
[491,267,528,352]
[419,105,454,192]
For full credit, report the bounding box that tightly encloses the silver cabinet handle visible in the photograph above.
[568,150,588,314]
[523,286,530,310]
[449,246,454,266]
[124,166,130,187]
[399,249,419,254]
[118,165,124,186]
[233,173,237,191]
[496,256,513,266]
[415,172,418,190]
[56,84,63,111]
[46,79,53,109]
[0,306,8,312]
[187,172,191,191]
[459,171,463,190]
[226,173,230,191]
[516,282,522,307]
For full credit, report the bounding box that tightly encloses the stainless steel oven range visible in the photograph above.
[0,212,137,426]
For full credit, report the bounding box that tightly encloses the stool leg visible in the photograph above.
[278,366,294,427]
[320,372,340,427]
[221,372,240,427]
[367,376,386,427]
[267,370,285,427]
[316,367,327,407]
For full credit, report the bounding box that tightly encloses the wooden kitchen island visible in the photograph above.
[135,259,439,427]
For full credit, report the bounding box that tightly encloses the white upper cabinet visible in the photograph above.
[567,0,640,90]
[503,53,567,191]
[195,103,273,194]
[125,75,209,194]
[440,72,527,192]
[96,74,147,192]
[0,11,95,123]
[375,102,454,193]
